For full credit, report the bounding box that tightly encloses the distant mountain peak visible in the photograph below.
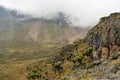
[40,12,71,26]
[0,5,29,21]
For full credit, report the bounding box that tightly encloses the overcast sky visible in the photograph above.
[0,0,120,26]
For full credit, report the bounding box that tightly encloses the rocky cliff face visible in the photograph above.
[85,13,120,59]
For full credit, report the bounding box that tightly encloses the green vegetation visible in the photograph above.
[84,47,93,54]
[71,47,93,64]
[52,61,63,73]
[72,54,84,63]
[54,61,62,68]
[27,71,41,79]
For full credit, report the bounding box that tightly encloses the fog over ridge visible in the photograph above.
[0,0,120,27]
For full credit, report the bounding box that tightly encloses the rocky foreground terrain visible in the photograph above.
[65,51,120,80]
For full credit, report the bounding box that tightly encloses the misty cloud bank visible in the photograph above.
[0,0,120,27]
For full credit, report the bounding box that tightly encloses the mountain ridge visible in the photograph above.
[0,6,88,48]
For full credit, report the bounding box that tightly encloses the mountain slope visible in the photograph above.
[0,6,88,49]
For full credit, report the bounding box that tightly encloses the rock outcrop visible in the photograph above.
[85,13,120,59]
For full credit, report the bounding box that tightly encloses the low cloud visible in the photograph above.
[0,0,120,26]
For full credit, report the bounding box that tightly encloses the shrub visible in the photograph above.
[84,47,93,54]
[27,71,41,79]
[72,56,78,63]
[37,66,42,71]
[54,61,62,68]
[84,47,94,58]
[72,54,84,63]
[51,55,63,73]
[52,61,63,73]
